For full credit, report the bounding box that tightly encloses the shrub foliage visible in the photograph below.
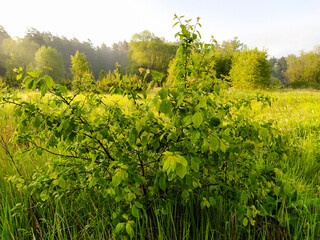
[1,15,316,239]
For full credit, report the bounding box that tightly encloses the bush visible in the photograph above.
[2,15,317,240]
[286,80,320,90]
[4,69,22,88]
[230,48,271,89]
[269,77,283,89]
[165,48,216,87]
[97,70,146,92]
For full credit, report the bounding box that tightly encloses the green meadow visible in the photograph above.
[1,88,320,239]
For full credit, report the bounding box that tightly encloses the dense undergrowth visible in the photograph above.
[1,16,320,240]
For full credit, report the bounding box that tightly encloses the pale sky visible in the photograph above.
[1,0,320,57]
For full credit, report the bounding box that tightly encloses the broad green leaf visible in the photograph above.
[158,88,168,100]
[240,192,248,204]
[16,73,23,80]
[126,222,134,238]
[40,84,48,97]
[220,141,227,153]
[209,136,219,151]
[135,202,143,209]
[182,115,192,127]
[209,197,216,206]
[159,175,166,191]
[182,190,189,200]
[128,130,137,146]
[192,112,203,128]
[243,217,248,227]
[159,99,172,115]
[40,190,49,201]
[283,183,292,195]
[56,84,68,95]
[58,177,69,189]
[44,75,54,88]
[132,206,139,218]
[191,157,200,172]
[191,131,200,144]
[176,163,187,179]
[111,172,122,186]
[33,117,41,128]
[163,155,177,174]
[115,222,125,233]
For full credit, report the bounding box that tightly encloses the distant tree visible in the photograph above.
[214,37,245,80]
[0,25,10,45]
[284,51,320,83]
[229,48,271,89]
[0,25,10,75]
[127,30,177,78]
[25,27,46,46]
[1,38,40,70]
[112,41,129,73]
[1,37,39,87]
[34,46,66,82]
[269,57,287,83]
[70,50,94,90]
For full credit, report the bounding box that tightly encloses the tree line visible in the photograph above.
[0,26,129,87]
[1,24,320,90]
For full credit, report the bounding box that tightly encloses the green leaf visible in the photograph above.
[40,190,49,201]
[33,117,41,128]
[16,73,23,80]
[163,155,177,174]
[151,70,163,83]
[176,163,187,179]
[240,192,248,204]
[182,190,189,200]
[191,157,200,172]
[182,115,192,127]
[209,197,216,206]
[58,177,66,189]
[158,88,168,100]
[283,183,292,195]
[220,141,227,153]
[128,130,137,146]
[243,217,248,227]
[111,173,122,186]
[56,84,68,95]
[40,84,48,97]
[159,175,166,191]
[115,222,125,234]
[126,222,134,238]
[159,99,172,115]
[43,75,54,88]
[192,112,203,128]
[132,206,139,218]
[209,136,219,151]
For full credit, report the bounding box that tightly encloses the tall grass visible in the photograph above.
[1,89,320,239]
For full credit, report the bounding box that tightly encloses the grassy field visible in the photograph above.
[1,88,320,239]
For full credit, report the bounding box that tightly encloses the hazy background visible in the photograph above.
[1,0,320,57]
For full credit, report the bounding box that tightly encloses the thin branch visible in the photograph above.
[28,140,91,161]
[0,135,23,176]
